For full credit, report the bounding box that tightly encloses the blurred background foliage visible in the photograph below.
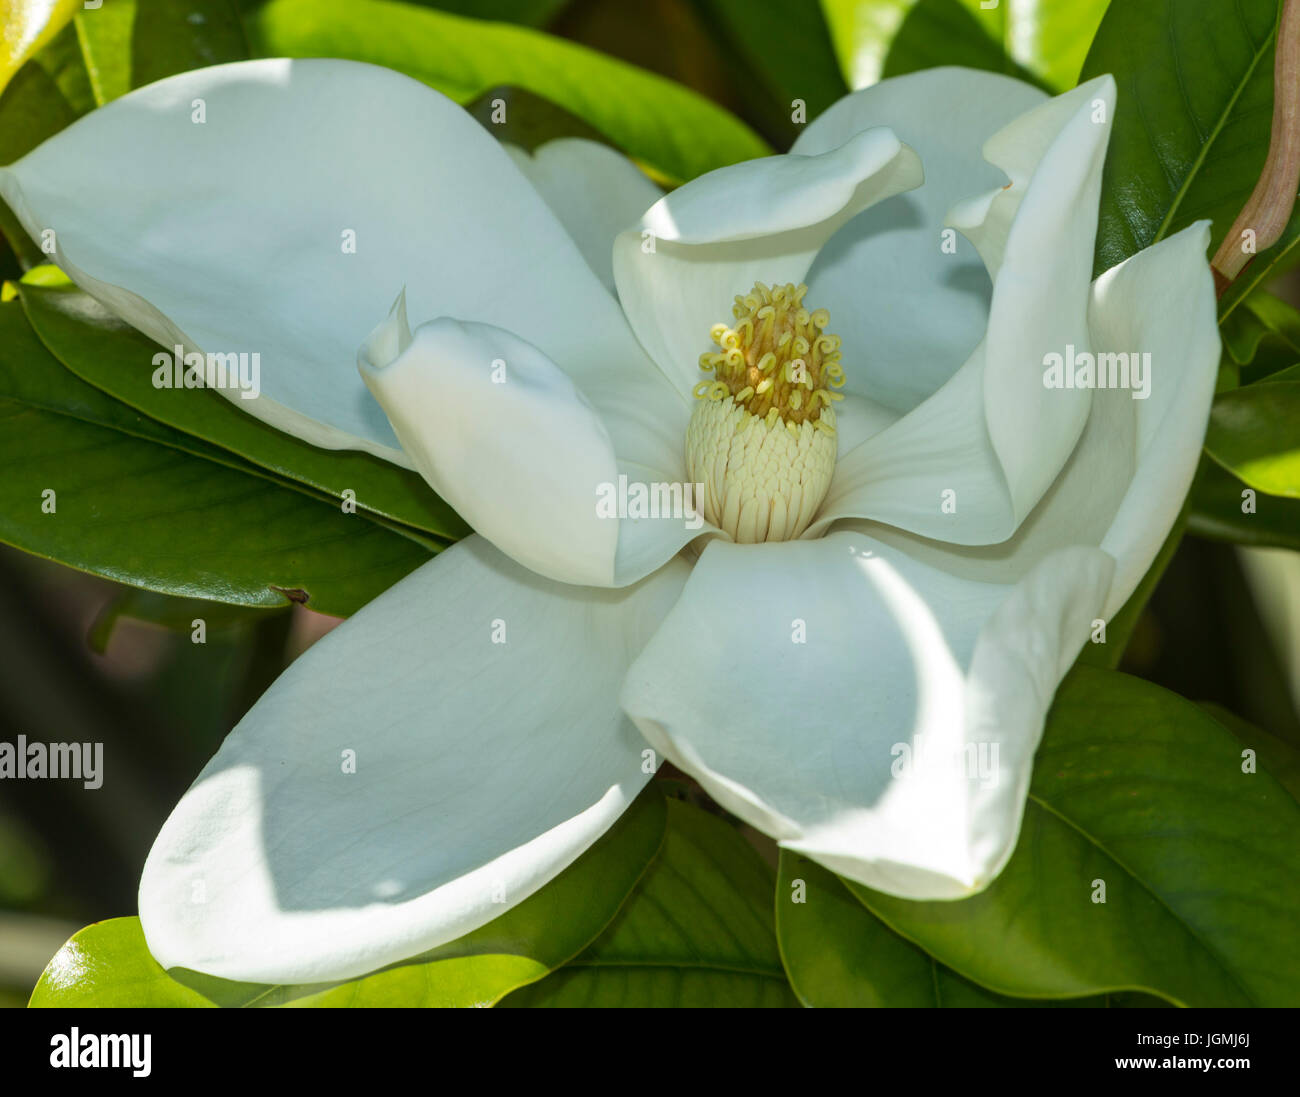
[0,0,1296,1007]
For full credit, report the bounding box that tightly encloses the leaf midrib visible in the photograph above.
[1150,6,1276,247]
[1024,790,1257,1006]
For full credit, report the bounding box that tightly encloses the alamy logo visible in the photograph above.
[0,736,102,789]
[152,344,260,399]
[595,475,706,530]
[49,1029,150,1077]
[1042,344,1151,400]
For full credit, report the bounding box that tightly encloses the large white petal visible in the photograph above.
[838,222,1220,625]
[621,531,1112,899]
[360,298,709,587]
[793,67,1046,413]
[612,127,922,396]
[0,58,660,465]
[139,536,691,984]
[505,138,662,295]
[809,77,1116,545]
[359,302,618,586]
[1092,224,1220,616]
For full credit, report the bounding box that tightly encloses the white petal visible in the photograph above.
[810,77,1117,544]
[794,68,1046,413]
[612,127,922,395]
[620,531,1112,899]
[505,139,662,295]
[139,536,691,984]
[834,223,1219,621]
[360,299,709,587]
[360,303,619,586]
[0,59,651,464]
[1093,223,1219,616]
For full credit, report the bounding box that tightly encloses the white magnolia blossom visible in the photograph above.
[0,59,1219,985]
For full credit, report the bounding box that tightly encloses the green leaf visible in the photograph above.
[406,0,571,24]
[19,279,468,540]
[30,784,668,1007]
[0,295,435,615]
[1190,455,1300,550]
[881,0,1047,91]
[1201,702,1300,802]
[690,0,848,144]
[501,798,798,1006]
[1219,291,1300,368]
[820,0,913,88]
[846,666,1300,1006]
[1205,382,1300,498]
[0,0,79,97]
[820,0,1108,92]
[29,919,220,1007]
[73,0,249,106]
[244,0,769,185]
[1081,0,1279,277]
[776,852,1106,1006]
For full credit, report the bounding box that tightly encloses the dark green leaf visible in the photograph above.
[1190,455,1300,549]
[19,278,468,540]
[502,798,797,1006]
[776,852,1104,1006]
[690,0,849,145]
[1201,702,1300,802]
[0,295,435,615]
[849,667,1300,1006]
[1081,0,1279,277]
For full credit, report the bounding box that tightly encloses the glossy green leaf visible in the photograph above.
[1202,702,1300,802]
[30,784,668,1007]
[30,918,219,1007]
[0,295,436,615]
[1190,455,1300,550]
[244,0,769,185]
[1206,382,1300,498]
[776,852,1104,1007]
[848,667,1300,1006]
[501,798,798,1007]
[19,278,469,540]
[1081,0,1279,277]
[0,0,78,97]
[71,0,248,106]
[820,0,1108,91]
[690,0,848,144]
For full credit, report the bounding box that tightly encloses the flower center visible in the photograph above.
[685,282,844,543]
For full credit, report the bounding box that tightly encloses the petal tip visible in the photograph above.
[358,288,412,374]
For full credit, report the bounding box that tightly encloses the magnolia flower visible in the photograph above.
[0,59,1218,985]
